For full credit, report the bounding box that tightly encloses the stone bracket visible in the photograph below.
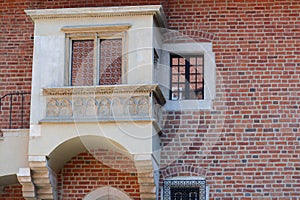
[17,156,58,200]
[17,168,36,199]
[28,156,57,200]
[134,154,157,200]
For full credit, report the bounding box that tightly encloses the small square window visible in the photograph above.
[170,54,204,100]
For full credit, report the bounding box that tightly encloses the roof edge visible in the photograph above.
[25,5,168,28]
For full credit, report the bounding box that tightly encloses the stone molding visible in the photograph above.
[25,5,168,28]
[43,84,165,102]
[61,24,131,34]
[0,129,28,137]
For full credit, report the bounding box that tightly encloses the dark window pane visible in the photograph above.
[171,187,200,200]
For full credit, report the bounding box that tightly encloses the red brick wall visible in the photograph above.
[57,149,140,200]
[0,0,33,129]
[160,0,300,199]
[1,0,300,199]
[0,184,24,200]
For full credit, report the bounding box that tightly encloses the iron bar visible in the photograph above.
[0,92,30,129]
[21,93,24,128]
[9,94,12,129]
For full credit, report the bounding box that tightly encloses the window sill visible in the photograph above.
[164,99,212,111]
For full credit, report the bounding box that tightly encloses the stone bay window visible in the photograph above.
[11,4,216,200]
[21,6,168,199]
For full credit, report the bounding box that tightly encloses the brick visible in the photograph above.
[0,184,24,200]
[2,0,300,199]
[58,149,140,199]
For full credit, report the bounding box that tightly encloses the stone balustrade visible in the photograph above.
[42,84,166,125]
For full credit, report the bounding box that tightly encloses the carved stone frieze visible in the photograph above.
[46,95,150,119]
[43,84,166,122]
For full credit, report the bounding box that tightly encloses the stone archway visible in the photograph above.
[18,135,158,199]
[83,186,132,200]
[57,149,141,199]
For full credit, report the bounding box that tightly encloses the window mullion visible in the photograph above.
[169,55,173,100]
[202,55,205,99]
[185,57,190,99]
[177,57,180,100]
[121,32,126,84]
[67,38,73,86]
[195,56,198,96]
[94,34,99,85]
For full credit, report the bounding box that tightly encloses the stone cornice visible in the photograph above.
[43,84,166,105]
[25,5,168,28]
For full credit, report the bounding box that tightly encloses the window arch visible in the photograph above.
[83,186,132,200]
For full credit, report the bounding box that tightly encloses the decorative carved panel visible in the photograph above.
[43,84,165,122]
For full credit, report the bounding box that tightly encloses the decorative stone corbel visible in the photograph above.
[17,168,36,199]
[28,156,57,200]
[134,154,157,200]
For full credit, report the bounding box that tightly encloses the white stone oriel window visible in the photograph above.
[62,25,129,86]
[161,43,216,110]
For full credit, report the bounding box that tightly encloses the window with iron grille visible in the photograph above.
[170,54,204,100]
[65,28,126,86]
[171,187,200,200]
[163,179,207,200]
